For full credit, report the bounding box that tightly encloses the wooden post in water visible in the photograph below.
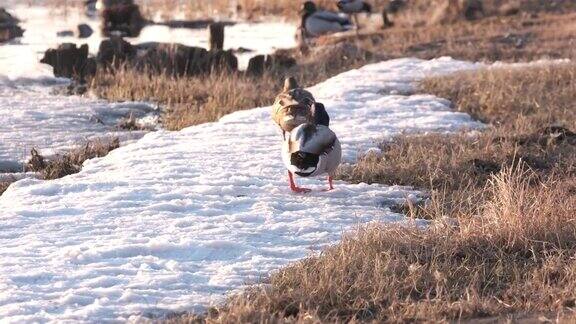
[382,9,394,28]
[209,23,225,51]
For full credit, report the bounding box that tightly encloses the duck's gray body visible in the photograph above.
[282,123,342,178]
[304,12,352,36]
[337,0,372,14]
[301,1,352,37]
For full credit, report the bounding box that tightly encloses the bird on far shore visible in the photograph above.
[300,1,353,37]
[336,0,372,30]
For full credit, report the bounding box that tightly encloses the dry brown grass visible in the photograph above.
[339,64,575,219]
[422,63,576,125]
[92,70,281,131]
[0,138,120,197]
[82,4,576,321]
[340,64,576,190]
[339,10,576,62]
[0,138,120,196]
[26,138,120,180]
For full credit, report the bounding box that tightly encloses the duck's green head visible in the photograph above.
[301,1,317,15]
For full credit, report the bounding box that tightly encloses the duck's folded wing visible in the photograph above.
[337,0,364,12]
[312,102,330,127]
[314,11,352,25]
[300,125,338,156]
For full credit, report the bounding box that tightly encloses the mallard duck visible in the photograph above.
[300,1,353,37]
[282,123,342,193]
[337,0,372,29]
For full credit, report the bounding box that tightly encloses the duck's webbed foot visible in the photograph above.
[288,171,312,193]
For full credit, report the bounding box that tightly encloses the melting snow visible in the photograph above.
[0,57,484,322]
[0,80,157,171]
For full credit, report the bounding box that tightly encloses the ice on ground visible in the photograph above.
[0,57,484,322]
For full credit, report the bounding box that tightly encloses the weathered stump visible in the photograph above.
[246,55,266,76]
[208,23,225,51]
[134,43,209,76]
[101,1,145,37]
[40,43,96,82]
[265,52,296,70]
[205,50,237,73]
[97,36,136,68]
[247,51,296,77]
[382,9,394,28]
[0,8,24,43]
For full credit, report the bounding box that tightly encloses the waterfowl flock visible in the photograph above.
[272,77,342,193]
[300,0,374,37]
[300,1,352,37]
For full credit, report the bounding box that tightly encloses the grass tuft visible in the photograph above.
[26,138,120,180]
[421,63,576,126]
[0,180,12,195]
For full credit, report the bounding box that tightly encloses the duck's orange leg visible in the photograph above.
[288,171,311,193]
[322,175,334,192]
